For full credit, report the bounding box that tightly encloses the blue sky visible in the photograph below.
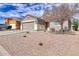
[0,3,62,24]
[0,3,79,24]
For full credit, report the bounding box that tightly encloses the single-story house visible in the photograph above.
[5,18,21,29]
[21,14,45,31]
[21,14,69,32]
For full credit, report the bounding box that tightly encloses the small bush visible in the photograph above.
[73,19,79,31]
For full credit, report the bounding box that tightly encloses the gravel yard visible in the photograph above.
[0,31,79,56]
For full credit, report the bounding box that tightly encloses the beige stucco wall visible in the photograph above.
[37,24,45,31]
[21,16,45,31]
[37,18,45,31]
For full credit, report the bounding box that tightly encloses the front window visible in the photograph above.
[54,21,60,25]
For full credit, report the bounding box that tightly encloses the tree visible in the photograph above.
[57,4,79,32]
[42,7,52,31]
[42,3,79,33]
[56,4,72,33]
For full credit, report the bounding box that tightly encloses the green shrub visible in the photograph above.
[73,19,79,31]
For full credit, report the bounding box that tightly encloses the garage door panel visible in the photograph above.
[22,22,34,30]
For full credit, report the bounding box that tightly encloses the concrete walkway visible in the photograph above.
[0,45,10,56]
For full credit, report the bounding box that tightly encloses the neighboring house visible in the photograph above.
[5,18,21,29]
[21,14,45,31]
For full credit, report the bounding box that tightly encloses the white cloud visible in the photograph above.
[0,3,57,19]
[0,11,21,18]
[28,10,44,16]
[0,4,4,6]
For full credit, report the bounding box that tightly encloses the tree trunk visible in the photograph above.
[68,19,71,31]
[61,20,64,33]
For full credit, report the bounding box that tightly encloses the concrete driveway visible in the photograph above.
[0,30,24,36]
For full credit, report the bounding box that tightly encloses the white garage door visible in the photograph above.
[22,22,34,31]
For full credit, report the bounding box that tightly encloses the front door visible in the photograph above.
[45,22,49,31]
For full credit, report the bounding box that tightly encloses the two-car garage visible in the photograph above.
[21,14,38,31]
[21,21,35,31]
[21,14,45,31]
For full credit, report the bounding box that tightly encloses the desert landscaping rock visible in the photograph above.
[23,35,27,37]
[26,31,29,34]
[0,31,79,55]
[38,43,43,46]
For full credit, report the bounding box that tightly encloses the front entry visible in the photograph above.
[45,22,49,31]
